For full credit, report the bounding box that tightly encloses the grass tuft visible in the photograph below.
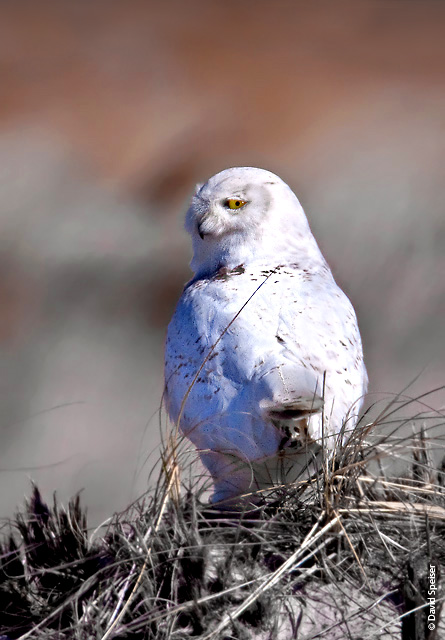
[1,393,444,639]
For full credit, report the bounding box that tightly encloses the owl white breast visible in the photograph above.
[164,167,367,503]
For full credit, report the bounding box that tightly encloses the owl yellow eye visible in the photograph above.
[226,198,247,210]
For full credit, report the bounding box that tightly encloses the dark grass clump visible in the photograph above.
[0,487,115,637]
[1,392,445,639]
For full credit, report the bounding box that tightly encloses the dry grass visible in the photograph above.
[1,391,444,639]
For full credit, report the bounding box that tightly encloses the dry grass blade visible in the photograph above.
[339,501,445,520]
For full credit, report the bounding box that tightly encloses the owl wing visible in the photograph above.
[270,270,368,439]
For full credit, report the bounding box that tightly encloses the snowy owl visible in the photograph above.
[164,167,367,503]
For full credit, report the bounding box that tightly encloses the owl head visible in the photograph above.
[184,167,322,277]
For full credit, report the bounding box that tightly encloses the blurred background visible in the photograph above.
[0,1,444,526]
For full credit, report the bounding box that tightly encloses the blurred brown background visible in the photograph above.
[1,0,444,525]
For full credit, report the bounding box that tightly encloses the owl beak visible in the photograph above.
[197,212,211,239]
[197,221,206,239]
